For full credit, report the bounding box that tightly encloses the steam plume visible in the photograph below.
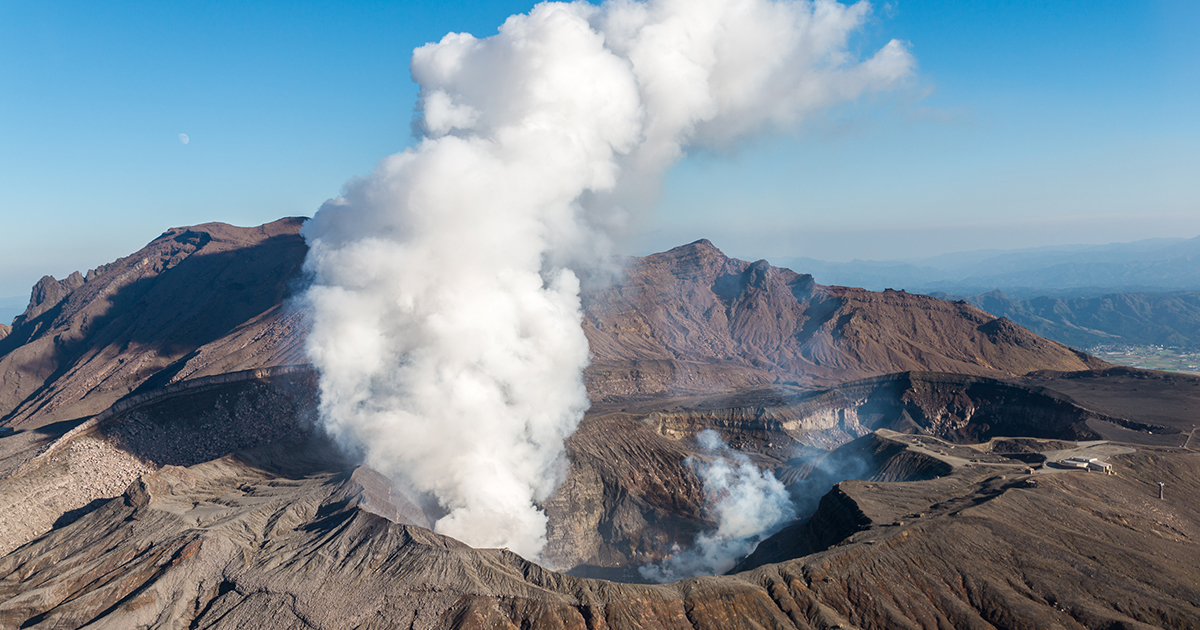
[640,430,794,581]
[301,0,913,560]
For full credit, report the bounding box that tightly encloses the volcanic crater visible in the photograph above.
[2,220,1198,629]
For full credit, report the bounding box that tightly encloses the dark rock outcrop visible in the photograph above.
[13,272,86,327]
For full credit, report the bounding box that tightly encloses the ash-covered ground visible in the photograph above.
[2,221,1198,629]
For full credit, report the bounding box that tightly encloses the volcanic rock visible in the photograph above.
[539,369,1171,571]
[14,272,86,326]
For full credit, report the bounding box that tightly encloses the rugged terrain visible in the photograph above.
[2,219,1198,629]
[945,289,1200,350]
[582,240,1104,400]
[0,218,308,429]
[3,413,1197,629]
[0,226,1106,429]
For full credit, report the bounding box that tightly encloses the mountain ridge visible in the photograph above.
[0,223,1106,430]
[0,218,309,428]
[584,239,1105,400]
[945,289,1200,349]
[2,219,1199,629]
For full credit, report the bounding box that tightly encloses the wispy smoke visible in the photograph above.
[301,0,913,561]
[640,430,795,582]
[787,443,874,519]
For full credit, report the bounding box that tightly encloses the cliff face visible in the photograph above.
[582,240,1107,401]
[2,366,1152,575]
[536,368,1171,571]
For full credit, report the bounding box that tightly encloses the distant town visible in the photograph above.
[1091,345,1200,375]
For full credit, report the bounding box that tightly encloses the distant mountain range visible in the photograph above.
[773,234,1200,298]
[767,235,1200,349]
[933,289,1200,350]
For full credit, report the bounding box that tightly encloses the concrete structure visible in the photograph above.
[1059,456,1114,474]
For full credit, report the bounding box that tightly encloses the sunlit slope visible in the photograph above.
[583,239,1107,400]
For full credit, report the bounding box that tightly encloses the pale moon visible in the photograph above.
[178,133,189,145]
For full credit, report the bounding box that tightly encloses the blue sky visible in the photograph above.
[1,0,1197,298]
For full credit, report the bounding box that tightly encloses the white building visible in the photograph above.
[1060,456,1113,473]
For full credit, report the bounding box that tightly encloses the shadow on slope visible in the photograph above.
[0,220,308,428]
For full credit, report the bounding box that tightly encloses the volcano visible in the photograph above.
[1,219,1197,629]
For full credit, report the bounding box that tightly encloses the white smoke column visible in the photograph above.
[640,430,795,582]
[302,0,913,561]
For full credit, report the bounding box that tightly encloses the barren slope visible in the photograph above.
[583,240,1106,400]
[0,218,308,428]
[2,426,1197,630]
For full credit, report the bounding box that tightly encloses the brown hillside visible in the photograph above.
[0,218,308,427]
[583,239,1107,400]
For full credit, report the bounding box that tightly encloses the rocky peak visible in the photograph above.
[15,271,86,326]
[651,238,734,276]
[678,238,719,252]
[583,243,1107,400]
